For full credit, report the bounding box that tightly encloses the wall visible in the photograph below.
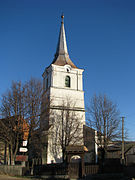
[0,165,28,176]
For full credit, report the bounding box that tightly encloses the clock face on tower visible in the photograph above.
[64,65,71,72]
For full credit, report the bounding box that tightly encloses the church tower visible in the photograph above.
[41,15,85,164]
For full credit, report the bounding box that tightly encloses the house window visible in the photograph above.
[65,76,70,87]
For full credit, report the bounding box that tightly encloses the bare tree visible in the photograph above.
[49,99,84,162]
[23,78,42,159]
[0,81,25,165]
[87,94,120,157]
[0,78,42,164]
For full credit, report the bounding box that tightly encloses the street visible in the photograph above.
[0,175,31,180]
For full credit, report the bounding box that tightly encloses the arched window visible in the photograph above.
[65,76,70,87]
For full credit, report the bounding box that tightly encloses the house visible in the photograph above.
[83,124,135,166]
[125,144,135,166]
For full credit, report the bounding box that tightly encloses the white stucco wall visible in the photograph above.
[51,65,83,91]
[41,64,86,164]
[47,108,85,163]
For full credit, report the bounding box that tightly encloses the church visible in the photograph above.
[40,15,92,164]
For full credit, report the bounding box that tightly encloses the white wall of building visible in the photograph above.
[41,64,86,164]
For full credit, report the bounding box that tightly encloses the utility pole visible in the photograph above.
[122,117,125,165]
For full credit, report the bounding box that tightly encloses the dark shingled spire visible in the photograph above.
[52,14,77,68]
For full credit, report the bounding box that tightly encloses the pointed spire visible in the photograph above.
[55,14,68,57]
[52,14,77,69]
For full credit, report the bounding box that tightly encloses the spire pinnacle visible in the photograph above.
[55,14,68,57]
[61,13,64,24]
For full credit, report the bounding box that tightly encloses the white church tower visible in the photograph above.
[41,15,85,164]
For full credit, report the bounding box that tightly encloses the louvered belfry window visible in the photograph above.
[65,76,70,87]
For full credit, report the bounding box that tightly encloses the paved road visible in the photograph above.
[0,175,31,180]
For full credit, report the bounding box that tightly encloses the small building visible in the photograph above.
[83,125,98,163]
[125,145,135,166]
[106,144,121,159]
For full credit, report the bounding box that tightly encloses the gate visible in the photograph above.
[69,162,82,178]
[66,145,87,178]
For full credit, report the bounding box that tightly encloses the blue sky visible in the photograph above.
[0,0,135,140]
